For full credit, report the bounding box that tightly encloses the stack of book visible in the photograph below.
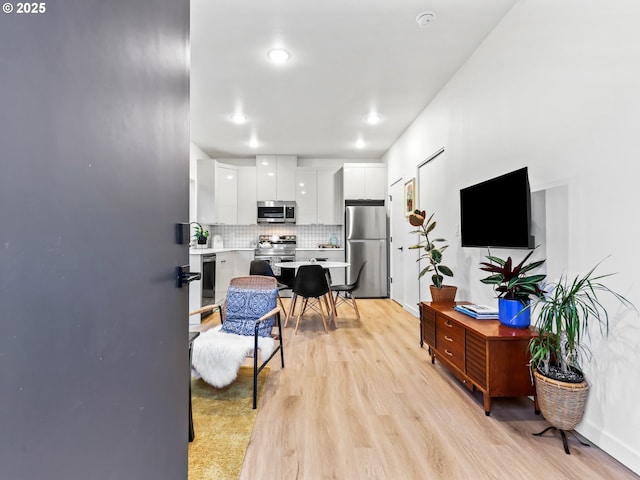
[454,304,499,319]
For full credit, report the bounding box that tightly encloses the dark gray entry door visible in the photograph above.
[0,2,191,479]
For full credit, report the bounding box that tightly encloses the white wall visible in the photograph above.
[384,0,640,473]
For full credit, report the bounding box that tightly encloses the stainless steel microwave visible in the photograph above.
[257,201,296,224]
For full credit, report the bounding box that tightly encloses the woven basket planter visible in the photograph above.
[534,370,590,431]
[430,285,457,305]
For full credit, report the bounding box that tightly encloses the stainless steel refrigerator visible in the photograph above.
[345,201,388,298]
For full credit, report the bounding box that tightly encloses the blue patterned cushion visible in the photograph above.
[221,286,278,337]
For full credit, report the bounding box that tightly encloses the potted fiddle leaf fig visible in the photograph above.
[408,209,456,304]
[479,250,546,328]
[528,261,635,451]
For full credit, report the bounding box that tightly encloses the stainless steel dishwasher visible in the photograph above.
[201,254,216,306]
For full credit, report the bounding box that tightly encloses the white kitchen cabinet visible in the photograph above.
[295,168,341,225]
[276,155,296,200]
[256,155,297,201]
[197,160,241,224]
[189,253,203,324]
[234,250,254,276]
[214,251,235,303]
[196,159,216,224]
[237,166,257,225]
[256,155,276,200]
[343,163,386,200]
[317,169,342,224]
[295,169,318,224]
[215,163,238,224]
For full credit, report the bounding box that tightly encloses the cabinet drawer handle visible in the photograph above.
[444,335,453,342]
[445,321,453,328]
[444,349,454,357]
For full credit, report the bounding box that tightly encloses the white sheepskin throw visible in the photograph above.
[191,326,275,388]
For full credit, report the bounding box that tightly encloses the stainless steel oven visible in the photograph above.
[254,235,296,288]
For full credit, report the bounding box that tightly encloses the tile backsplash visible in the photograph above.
[204,224,344,249]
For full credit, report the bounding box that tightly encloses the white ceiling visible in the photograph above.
[190,0,517,160]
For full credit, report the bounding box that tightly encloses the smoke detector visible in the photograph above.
[416,11,436,28]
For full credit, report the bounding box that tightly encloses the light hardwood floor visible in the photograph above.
[215,299,637,479]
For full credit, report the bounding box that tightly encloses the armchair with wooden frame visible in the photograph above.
[190,275,284,408]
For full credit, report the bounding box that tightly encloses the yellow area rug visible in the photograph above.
[189,367,270,480]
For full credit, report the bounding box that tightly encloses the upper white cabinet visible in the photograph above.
[197,160,257,225]
[295,169,318,225]
[296,168,342,225]
[236,166,257,225]
[256,155,296,201]
[215,163,238,225]
[317,169,342,224]
[196,159,216,224]
[343,163,386,200]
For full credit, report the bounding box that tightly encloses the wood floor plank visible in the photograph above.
[237,299,638,479]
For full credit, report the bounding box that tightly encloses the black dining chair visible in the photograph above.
[249,260,290,313]
[289,264,332,334]
[331,261,366,322]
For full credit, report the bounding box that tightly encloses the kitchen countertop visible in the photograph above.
[190,247,344,255]
[189,247,254,255]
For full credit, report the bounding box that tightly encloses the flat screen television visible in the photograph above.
[460,167,534,249]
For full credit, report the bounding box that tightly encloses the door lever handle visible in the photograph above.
[176,265,201,288]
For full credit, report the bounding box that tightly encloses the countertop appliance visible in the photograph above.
[345,200,388,298]
[257,200,296,224]
[254,235,296,287]
[211,235,224,249]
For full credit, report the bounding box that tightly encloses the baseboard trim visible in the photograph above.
[403,303,419,317]
[577,420,640,475]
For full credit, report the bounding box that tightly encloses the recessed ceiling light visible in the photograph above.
[249,138,259,148]
[230,113,246,124]
[366,113,381,125]
[267,48,290,64]
[416,11,436,28]
[355,139,365,149]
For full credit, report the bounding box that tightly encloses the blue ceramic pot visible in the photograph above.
[498,298,531,328]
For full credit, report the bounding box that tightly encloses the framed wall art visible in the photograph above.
[404,178,416,216]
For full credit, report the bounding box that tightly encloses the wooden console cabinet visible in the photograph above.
[419,301,537,415]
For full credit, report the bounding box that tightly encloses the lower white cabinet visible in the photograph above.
[214,251,235,303]
[234,250,254,276]
[189,254,203,322]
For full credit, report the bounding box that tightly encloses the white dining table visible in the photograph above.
[273,260,350,270]
[273,261,350,327]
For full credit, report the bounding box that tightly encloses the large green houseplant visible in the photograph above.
[479,250,546,328]
[528,260,635,453]
[408,209,455,303]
